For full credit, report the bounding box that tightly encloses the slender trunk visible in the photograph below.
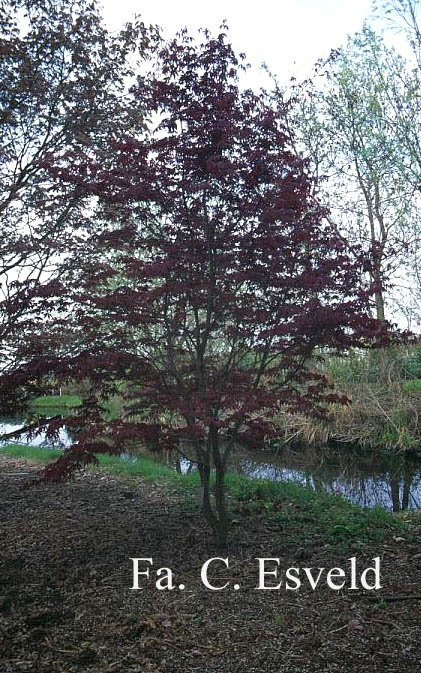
[374,288,385,323]
[368,280,387,382]
[198,456,215,525]
[371,257,388,380]
[197,426,229,548]
[212,428,228,549]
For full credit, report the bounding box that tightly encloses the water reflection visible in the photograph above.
[173,446,421,512]
[0,414,72,448]
[234,456,421,511]
[2,414,421,512]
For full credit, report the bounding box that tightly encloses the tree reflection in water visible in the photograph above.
[2,414,421,512]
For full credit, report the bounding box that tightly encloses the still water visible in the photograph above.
[1,413,421,513]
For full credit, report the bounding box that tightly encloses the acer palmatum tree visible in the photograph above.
[0,0,156,410]
[35,29,387,547]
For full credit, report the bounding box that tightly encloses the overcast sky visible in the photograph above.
[100,0,409,86]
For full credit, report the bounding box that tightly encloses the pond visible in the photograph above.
[0,413,73,448]
[2,412,421,513]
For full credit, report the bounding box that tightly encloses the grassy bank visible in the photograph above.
[270,346,421,453]
[27,393,123,418]
[29,394,82,409]
[0,444,174,481]
[0,443,407,550]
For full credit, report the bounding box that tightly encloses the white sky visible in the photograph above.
[101,0,410,87]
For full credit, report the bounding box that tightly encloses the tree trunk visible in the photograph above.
[198,457,214,521]
[197,425,229,548]
[213,450,228,548]
[374,287,385,323]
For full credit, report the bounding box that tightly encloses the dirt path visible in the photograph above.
[1,455,421,672]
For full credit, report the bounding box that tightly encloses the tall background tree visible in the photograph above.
[0,0,155,409]
[276,25,420,326]
[373,0,421,325]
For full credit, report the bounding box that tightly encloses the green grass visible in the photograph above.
[0,444,174,481]
[28,394,124,419]
[0,444,63,462]
[402,379,421,394]
[95,453,175,480]
[221,474,405,548]
[172,472,406,549]
[0,443,406,549]
[29,395,82,409]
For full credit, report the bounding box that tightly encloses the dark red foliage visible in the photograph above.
[5,28,393,543]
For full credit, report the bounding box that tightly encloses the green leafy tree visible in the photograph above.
[372,0,421,325]
[278,26,419,324]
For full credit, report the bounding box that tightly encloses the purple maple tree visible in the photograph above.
[10,29,388,546]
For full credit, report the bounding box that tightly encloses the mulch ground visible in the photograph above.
[1,455,421,673]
